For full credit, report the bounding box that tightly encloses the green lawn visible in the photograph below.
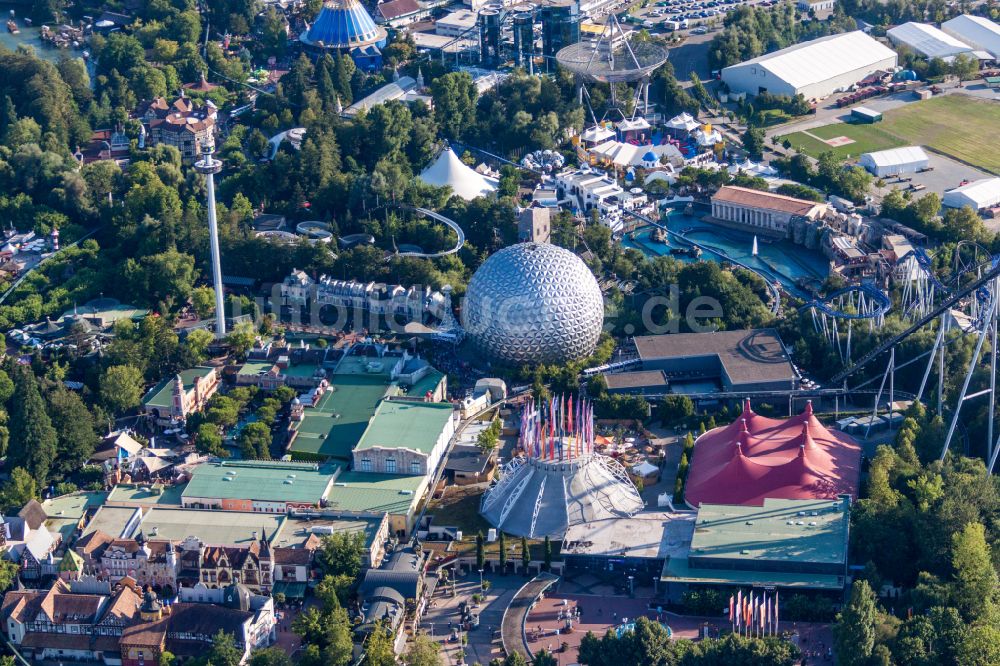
[778,95,1000,173]
[877,95,1000,174]
[779,122,904,160]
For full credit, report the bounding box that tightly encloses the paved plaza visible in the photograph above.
[415,567,834,665]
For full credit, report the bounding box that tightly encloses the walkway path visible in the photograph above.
[501,573,560,661]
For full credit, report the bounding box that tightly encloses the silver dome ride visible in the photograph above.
[480,396,643,538]
[462,243,604,365]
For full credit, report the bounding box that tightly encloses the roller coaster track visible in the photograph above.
[391,205,466,259]
[831,259,1000,384]
[805,284,892,320]
[622,209,782,314]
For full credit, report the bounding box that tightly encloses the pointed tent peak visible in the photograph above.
[419,148,498,201]
[800,422,818,449]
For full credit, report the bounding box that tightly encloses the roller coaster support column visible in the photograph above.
[990,289,999,462]
[941,293,999,461]
[939,329,945,416]
[917,317,944,406]
[889,347,895,432]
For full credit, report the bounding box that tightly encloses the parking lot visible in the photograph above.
[627,0,770,32]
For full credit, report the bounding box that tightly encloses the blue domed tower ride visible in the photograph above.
[300,0,388,71]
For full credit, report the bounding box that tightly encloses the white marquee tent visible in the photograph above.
[859,146,929,177]
[887,22,973,59]
[943,14,1000,59]
[943,177,1000,210]
[419,148,498,201]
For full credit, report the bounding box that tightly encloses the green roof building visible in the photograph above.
[353,400,455,477]
[181,460,339,512]
[141,366,220,424]
[136,507,287,547]
[324,471,427,536]
[661,496,851,595]
[287,374,394,461]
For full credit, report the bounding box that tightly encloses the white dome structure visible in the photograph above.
[480,397,643,538]
[419,148,498,201]
[462,243,604,365]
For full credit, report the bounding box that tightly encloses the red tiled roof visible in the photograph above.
[274,547,313,566]
[377,0,421,20]
[712,186,824,216]
[684,400,861,507]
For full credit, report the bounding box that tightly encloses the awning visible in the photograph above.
[272,581,308,599]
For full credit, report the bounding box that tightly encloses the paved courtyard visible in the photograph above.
[420,570,527,665]
[524,585,835,665]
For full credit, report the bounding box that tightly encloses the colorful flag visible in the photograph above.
[774,590,779,630]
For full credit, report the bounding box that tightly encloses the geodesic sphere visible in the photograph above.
[462,242,604,365]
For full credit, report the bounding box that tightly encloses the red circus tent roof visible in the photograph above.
[684,400,861,508]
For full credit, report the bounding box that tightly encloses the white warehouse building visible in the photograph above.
[721,31,898,99]
[858,146,929,177]
[886,22,973,59]
[943,177,1000,210]
[942,14,1000,60]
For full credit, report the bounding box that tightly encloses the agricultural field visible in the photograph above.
[778,95,1000,173]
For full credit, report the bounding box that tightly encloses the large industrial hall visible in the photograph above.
[721,31,898,98]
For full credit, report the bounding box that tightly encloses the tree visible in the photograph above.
[362,621,396,666]
[834,580,877,666]
[543,535,552,572]
[476,531,486,571]
[403,634,441,666]
[191,286,217,319]
[742,126,766,160]
[185,328,215,362]
[323,600,355,666]
[956,625,1000,666]
[196,423,225,457]
[0,369,14,404]
[533,649,558,666]
[0,468,36,510]
[498,531,507,571]
[317,531,367,579]
[47,387,98,476]
[951,521,998,622]
[239,421,272,459]
[431,72,477,140]
[249,648,293,666]
[658,395,694,425]
[227,321,257,358]
[204,629,242,666]
[100,364,145,414]
[7,366,57,486]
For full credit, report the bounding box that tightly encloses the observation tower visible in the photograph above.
[194,141,226,339]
